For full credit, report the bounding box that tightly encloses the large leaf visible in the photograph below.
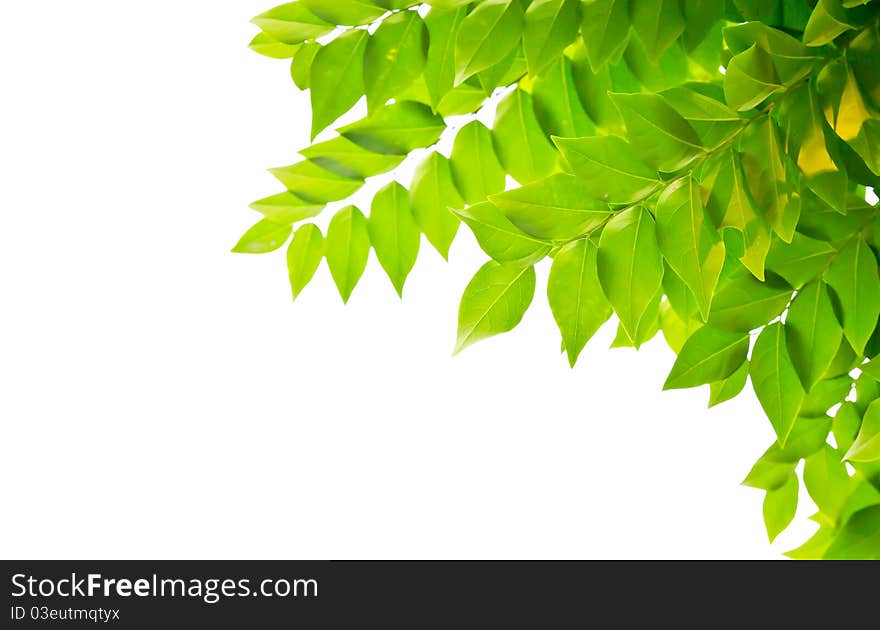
[580,0,630,72]
[232,219,293,254]
[630,0,684,61]
[845,398,880,463]
[286,223,325,300]
[824,236,880,355]
[450,121,506,205]
[325,206,371,303]
[823,505,880,559]
[532,57,595,139]
[339,101,445,154]
[367,182,420,296]
[309,29,368,139]
[785,280,843,390]
[269,160,363,203]
[424,6,468,109]
[300,135,404,179]
[492,89,560,184]
[665,325,749,390]
[454,0,524,84]
[764,232,837,288]
[409,152,464,259]
[523,0,581,76]
[707,270,792,332]
[455,261,536,352]
[655,176,725,319]
[750,322,806,445]
[363,11,428,112]
[548,239,612,367]
[453,201,550,263]
[489,173,612,241]
[597,206,664,344]
[553,135,660,204]
[609,92,703,172]
[763,473,798,543]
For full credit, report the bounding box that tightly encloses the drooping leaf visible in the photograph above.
[664,325,749,390]
[363,11,428,112]
[532,57,595,139]
[309,29,369,139]
[286,223,325,300]
[553,135,660,204]
[655,176,725,319]
[804,0,859,46]
[763,473,798,542]
[424,5,468,109]
[580,0,630,72]
[409,152,464,259]
[523,0,581,76]
[785,280,843,390]
[845,398,880,463]
[597,206,665,343]
[368,182,420,296]
[804,444,852,526]
[290,41,321,89]
[489,173,612,241]
[455,261,536,352]
[824,236,880,355]
[751,323,806,446]
[548,238,612,366]
[492,88,560,184]
[325,206,371,303]
[450,121,506,205]
[452,201,550,263]
[630,0,684,61]
[454,0,524,85]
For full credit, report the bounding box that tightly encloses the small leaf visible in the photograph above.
[580,0,630,72]
[492,89,560,184]
[339,101,445,154]
[291,41,320,89]
[743,446,796,490]
[655,176,725,319]
[785,281,843,390]
[664,325,749,390]
[409,152,464,259]
[363,11,428,112]
[368,182,420,296]
[450,121,506,204]
[609,92,703,172]
[548,239,613,366]
[455,261,536,353]
[251,3,334,44]
[597,206,665,344]
[248,192,324,224]
[489,173,612,241]
[845,398,880,462]
[532,57,595,139]
[454,0,524,85]
[304,0,386,26]
[763,473,798,542]
[269,160,363,203]
[825,236,880,355]
[751,323,806,446]
[287,223,324,300]
[300,135,405,179]
[232,219,292,254]
[249,32,300,59]
[523,0,581,76]
[553,135,660,204]
[709,361,749,407]
[452,201,550,263]
[325,206,371,303]
[309,29,369,139]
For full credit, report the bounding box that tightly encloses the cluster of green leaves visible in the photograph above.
[242,0,880,558]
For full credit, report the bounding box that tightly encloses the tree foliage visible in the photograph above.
[242,0,880,558]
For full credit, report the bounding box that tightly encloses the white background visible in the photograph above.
[0,1,815,558]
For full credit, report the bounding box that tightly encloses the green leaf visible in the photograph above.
[248,191,324,224]
[660,299,701,353]
[724,21,820,84]
[286,223,325,300]
[251,3,334,45]
[424,6,468,110]
[290,41,320,89]
[765,232,837,288]
[452,201,550,263]
[269,160,363,203]
[707,270,792,333]
[454,0,524,85]
[743,446,797,490]
[580,0,630,72]
[664,325,749,390]
[782,415,834,459]
[681,0,723,52]
[548,239,613,366]
[532,57,595,139]
[862,357,880,381]
[304,0,386,25]
[801,375,853,416]
[309,29,369,139]
[409,152,464,259]
[249,33,300,59]
[450,121,506,205]
[597,206,664,343]
[785,525,835,559]
[553,135,659,204]
[300,135,405,179]
[804,0,858,46]
[709,361,749,407]
[845,398,880,462]
[823,504,880,559]
[325,206,371,303]
[723,44,783,111]
[804,444,853,525]
[660,87,742,150]
[489,173,612,241]
[232,219,293,254]
[492,88,560,184]
[630,0,684,61]
[364,11,428,112]
[825,237,880,355]
[751,322,806,445]
[655,176,725,319]
[455,261,536,353]
[367,182,420,296]
[339,101,445,154]
[763,473,798,542]
[785,281,843,390]
[523,0,581,76]
[609,92,703,172]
